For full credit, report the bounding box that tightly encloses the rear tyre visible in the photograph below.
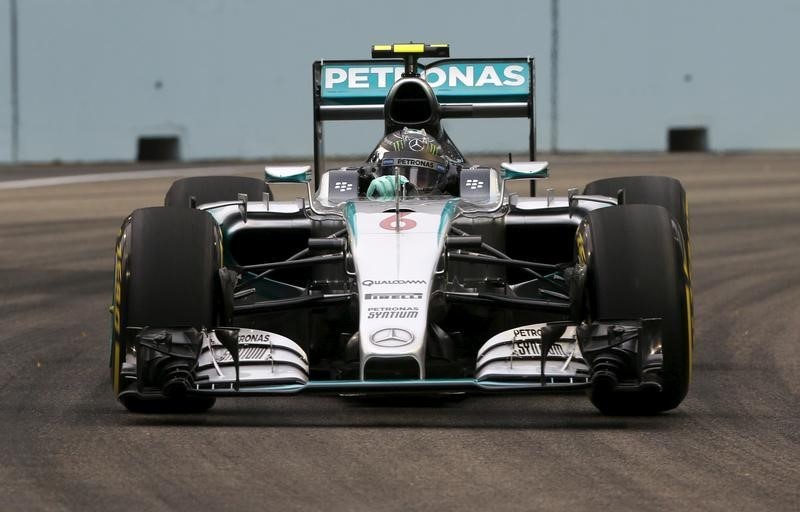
[164,175,270,207]
[111,207,222,413]
[581,205,692,415]
[583,175,691,270]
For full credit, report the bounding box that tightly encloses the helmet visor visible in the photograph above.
[380,157,447,193]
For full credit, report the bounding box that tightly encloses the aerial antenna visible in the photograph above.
[371,43,450,77]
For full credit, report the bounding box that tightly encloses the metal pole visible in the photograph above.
[10,0,19,162]
[550,0,559,154]
[529,57,536,197]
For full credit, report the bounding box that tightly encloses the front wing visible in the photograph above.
[121,320,661,400]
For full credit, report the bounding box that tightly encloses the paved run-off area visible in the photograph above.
[0,153,798,511]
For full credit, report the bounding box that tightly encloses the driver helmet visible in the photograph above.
[374,128,449,194]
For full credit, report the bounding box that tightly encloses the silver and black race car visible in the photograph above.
[109,43,693,415]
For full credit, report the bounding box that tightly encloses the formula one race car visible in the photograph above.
[109,43,693,415]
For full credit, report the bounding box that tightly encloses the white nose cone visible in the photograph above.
[347,198,458,380]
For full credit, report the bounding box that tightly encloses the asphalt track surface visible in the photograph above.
[0,153,798,511]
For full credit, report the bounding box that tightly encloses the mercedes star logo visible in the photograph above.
[408,138,425,152]
[370,328,415,347]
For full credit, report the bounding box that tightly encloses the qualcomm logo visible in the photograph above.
[370,328,415,347]
[362,279,426,286]
[323,64,527,90]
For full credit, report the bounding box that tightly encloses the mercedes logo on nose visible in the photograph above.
[408,138,425,152]
[370,328,415,347]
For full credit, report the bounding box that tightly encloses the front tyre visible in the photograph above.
[580,205,693,415]
[111,207,222,413]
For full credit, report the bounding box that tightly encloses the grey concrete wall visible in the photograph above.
[559,0,800,151]
[0,1,11,161]
[2,0,799,162]
[9,0,550,162]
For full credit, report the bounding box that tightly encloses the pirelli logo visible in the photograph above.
[365,292,423,300]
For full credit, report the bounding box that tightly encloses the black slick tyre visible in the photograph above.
[583,175,691,270]
[580,204,693,415]
[111,206,222,413]
[164,175,270,208]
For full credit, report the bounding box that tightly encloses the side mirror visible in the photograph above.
[459,167,500,203]
[264,165,312,184]
[501,161,549,181]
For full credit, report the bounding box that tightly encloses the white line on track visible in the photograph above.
[0,165,266,190]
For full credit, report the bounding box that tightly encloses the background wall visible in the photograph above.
[560,0,800,151]
[2,0,798,163]
[0,1,11,161]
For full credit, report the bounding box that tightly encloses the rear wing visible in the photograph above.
[312,57,536,182]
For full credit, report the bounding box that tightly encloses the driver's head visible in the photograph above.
[374,128,448,194]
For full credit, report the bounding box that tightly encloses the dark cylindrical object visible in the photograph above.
[308,237,346,250]
[445,236,483,249]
